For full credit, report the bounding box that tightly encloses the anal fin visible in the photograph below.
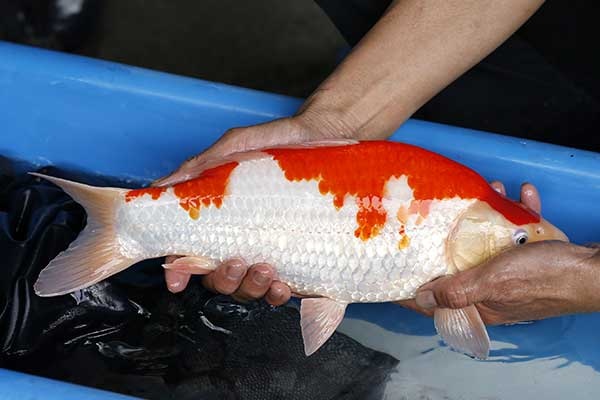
[300,298,347,356]
[434,305,490,359]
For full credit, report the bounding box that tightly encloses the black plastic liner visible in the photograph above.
[0,162,398,399]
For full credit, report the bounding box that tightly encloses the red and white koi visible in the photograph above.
[32,140,567,358]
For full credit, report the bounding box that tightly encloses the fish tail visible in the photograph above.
[30,172,134,297]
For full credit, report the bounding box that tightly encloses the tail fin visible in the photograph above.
[30,173,136,297]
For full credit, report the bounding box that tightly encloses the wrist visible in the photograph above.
[568,244,600,312]
[293,89,364,141]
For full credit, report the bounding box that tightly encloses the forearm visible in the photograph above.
[575,244,600,312]
[298,0,545,139]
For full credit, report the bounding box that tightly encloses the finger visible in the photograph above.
[520,183,542,214]
[150,153,218,188]
[490,181,506,195]
[415,270,483,310]
[165,255,180,264]
[165,269,191,293]
[151,157,208,187]
[265,281,292,306]
[394,299,434,317]
[151,129,243,187]
[202,258,248,295]
[151,118,312,187]
[231,263,274,302]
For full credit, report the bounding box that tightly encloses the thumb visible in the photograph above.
[152,118,309,187]
[151,127,247,188]
[415,270,483,310]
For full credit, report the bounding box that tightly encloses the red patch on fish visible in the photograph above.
[266,141,538,239]
[354,195,386,240]
[125,187,166,202]
[173,162,238,219]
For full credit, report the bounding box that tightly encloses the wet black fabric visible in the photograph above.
[0,165,398,399]
[315,0,600,152]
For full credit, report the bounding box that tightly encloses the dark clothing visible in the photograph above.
[316,0,600,152]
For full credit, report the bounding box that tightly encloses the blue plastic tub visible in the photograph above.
[1,41,599,399]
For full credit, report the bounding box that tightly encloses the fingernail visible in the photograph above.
[415,290,438,309]
[167,278,184,293]
[168,280,182,289]
[272,287,285,299]
[226,263,245,280]
[253,270,271,285]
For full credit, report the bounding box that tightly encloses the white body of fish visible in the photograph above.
[117,158,472,303]
[31,141,566,358]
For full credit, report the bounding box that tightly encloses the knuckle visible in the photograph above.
[249,262,272,275]
[213,280,238,295]
[441,281,470,309]
[241,281,265,297]
[235,281,269,302]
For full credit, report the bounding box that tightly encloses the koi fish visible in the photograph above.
[31,140,567,359]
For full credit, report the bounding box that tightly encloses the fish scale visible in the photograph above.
[116,156,472,303]
[33,141,565,358]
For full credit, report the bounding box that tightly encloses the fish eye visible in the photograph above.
[513,229,528,245]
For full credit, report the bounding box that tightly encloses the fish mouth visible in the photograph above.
[530,218,569,243]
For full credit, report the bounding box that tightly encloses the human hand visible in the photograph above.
[153,112,353,187]
[399,182,600,324]
[155,112,355,304]
[405,240,599,324]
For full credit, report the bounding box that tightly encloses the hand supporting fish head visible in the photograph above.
[434,196,568,360]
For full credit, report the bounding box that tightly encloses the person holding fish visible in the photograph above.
[32,0,599,358]
[154,0,598,324]
[158,0,599,333]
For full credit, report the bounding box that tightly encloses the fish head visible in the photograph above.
[447,200,568,273]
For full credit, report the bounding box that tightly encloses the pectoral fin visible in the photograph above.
[300,298,347,356]
[434,305,490,359]
[162,256,218,274]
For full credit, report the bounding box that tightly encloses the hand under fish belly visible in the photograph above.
[30,140,568,359]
